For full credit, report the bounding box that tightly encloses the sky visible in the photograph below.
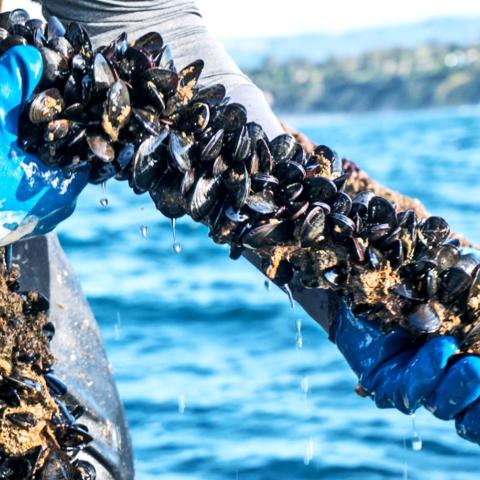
[5,0,480,39]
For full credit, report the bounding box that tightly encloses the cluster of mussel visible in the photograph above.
[3,9,480,344]
[0,251,95,480]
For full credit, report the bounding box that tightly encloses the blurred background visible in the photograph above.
[4,0,480,478]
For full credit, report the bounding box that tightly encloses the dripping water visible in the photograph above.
[178,391,186,414]
[280,284,294,310]
[140,225,148,238]
[295,318,303,350]
[99,198,109,208]
[264,279,271,291]
[304,437,314,465]
[171,218,182,254]
[410,414,422,451]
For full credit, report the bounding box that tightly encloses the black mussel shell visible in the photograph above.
[224,162,250,211]
[150,171,186,219]
[300,207,326,247]
[29,88,65,124]
[201,129,224,163]
[246,190,277,216]
[269,134,297,163]
[102,80,131,142]
[242,221,293,249]
[438,267,472,304]
[419,216,450,247]
[169,132,193,172]
[304,176,337,203]
[273,161,306,185]
[367,196,396,228]
[407,303,441,333]
[189,174,222,221]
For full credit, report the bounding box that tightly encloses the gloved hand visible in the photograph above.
[0,46,89,247]
[331,295,480,444]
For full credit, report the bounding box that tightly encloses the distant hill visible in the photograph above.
[224,16,480,68]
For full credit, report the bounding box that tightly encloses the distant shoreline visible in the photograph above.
[247,42,480,113]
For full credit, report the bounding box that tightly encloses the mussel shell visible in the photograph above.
[224,163,250,211]
[134,31,164,58]
[367,196,397,228]
[438,267,472,304]
[351,191,375,217]
[200,129,224,163]
[196,83,226,107]
[331,192,352,215]
[169,132,192,172]
[39,47,69,85]
[256,138,273,174]
[269,134,297,163]
[246,190,277,216]
[93,52,116,91]
[150,171,186,219]
[29,88,65,124]
[419,216,450,247]
[102,80,131,142]
[133,108,163,136]
[189,174,222,221]
[251,173,279,192]
[86,135,115,163]
[214,103,247,132]
[304,176,337,202]
[179,59,204,88]
[242,221,293,249]
[273,161,306,185]
[329,213,355,239]
[300,207,326,247]
[132,131,169,192]
[407,304,441,333]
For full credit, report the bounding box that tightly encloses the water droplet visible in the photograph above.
[296,334,303,350]
[8,147,18,160]
[304,437,314,465]
[114,312,121,341]
[295,318,302,334]
[301,376,309,395]
[99,197,109,208]
[101,181,107,193]
[410,414,422,451]
[178,392,186,414]
[171,218,182,254]
[281,284,294,309]
[140,225,148,238]
[264,279,271,291]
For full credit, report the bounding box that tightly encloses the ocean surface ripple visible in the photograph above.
[58,106,480,479]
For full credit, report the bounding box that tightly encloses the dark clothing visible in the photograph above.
[15,235,134,480]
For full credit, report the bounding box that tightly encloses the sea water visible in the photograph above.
[58,106,480,479]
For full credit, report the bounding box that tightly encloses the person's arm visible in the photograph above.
[38,0,480,443]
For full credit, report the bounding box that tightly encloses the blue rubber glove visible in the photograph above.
[331,300,480,444]
[0,46,89,247]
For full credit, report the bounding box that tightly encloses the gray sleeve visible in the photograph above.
[40,0,285,138]
[41,0,335,331]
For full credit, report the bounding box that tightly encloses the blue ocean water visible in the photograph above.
[58,106,480,479]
